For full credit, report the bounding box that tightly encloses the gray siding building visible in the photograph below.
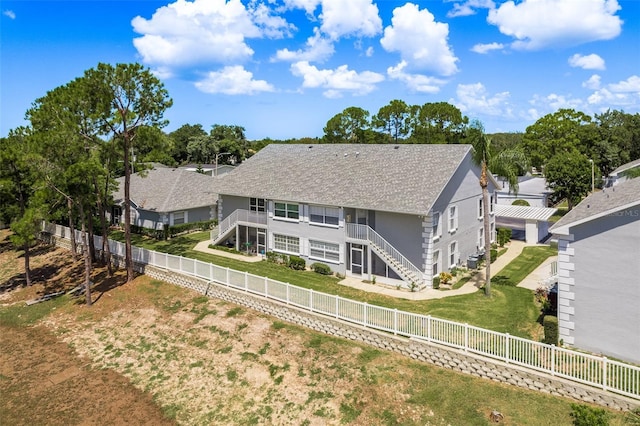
[213,144,498,291]
[550,178,640,363]
[112,166,218,230]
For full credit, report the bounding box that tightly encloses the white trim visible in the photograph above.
[448,205,458,233]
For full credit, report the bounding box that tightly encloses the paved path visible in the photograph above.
[193,240,263,263]
[193,238,557,299]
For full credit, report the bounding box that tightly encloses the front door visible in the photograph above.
[351,245,363,275]
[257,229,266,255]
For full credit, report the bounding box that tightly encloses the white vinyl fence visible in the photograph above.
[43,223,640,401]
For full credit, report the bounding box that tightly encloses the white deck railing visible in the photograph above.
[43,222,640,401]
[211,209,267,243]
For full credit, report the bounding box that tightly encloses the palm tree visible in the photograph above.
[468,121,528,297]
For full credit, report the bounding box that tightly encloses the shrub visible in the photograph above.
[543,315,559,345]
[288,255,306,270]
[311,262,332,275]
[439,272,453,285]
[166,219,216,239]
[512,199,530,206]
[490,248,498,263]
[569,404,609,426]
[432,276,440,289]
[266,251,288,265]
[497,227,511,247]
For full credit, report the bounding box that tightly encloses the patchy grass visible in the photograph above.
[493,246,557,286]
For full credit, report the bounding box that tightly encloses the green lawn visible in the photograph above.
[109,231,554,338]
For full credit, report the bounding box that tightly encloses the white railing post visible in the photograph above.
[551,345,556,376]
[363,302,368,327]
[602,357,608,391]
[244,271,248,292]
[264,276,268,296]
[427,315,431,341]
[393,309,398,335]
[335,296,339,319]
[464,323,469,353]
[226,267,230,286]
[505,333,510,363]
[309,289,314,312]
[286,283,290,304]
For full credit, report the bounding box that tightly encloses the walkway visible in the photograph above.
[193,238,557,300]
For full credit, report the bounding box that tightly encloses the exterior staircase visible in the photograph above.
[345,223,426,290]
[210,209,267,246]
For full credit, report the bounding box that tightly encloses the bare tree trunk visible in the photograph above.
[79,204,92,306]
[87,212,96,264]
[123,140,134,282]
[95,175,113,276]
[67,198,77,260]
[23,242,32,286]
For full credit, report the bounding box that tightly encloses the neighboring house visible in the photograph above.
[496,176,553,208]
[181,163,236,177]
[550,177,640,364]
[212,144,499,291]
[605,158,640,187]
[112,167,218,230]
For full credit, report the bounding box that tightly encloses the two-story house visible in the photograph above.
[550,177,640,363]
[212,144,498,291]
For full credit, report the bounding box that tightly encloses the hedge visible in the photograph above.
[311,262,332,275]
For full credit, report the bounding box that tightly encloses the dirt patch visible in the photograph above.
[0,230,626,425]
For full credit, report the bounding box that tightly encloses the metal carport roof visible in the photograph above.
[495,204,558,221]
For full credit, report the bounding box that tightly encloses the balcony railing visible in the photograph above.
[212,209,267,243]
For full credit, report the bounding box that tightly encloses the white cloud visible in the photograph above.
[608,75,640,93]
[446,0,495,18]
[365,46,374,57]
[3,10,16,19]
[569,53,605,70]
[453,83,511,116]
[194,66,275,95]
[387,61,445,94]
[471,42,504,54]
[487,0,622,50]
[273,28,334,62]
[283,0,321,15]
[380,3,458,76]
[529,93,585,113]
[318,0,382,41]
[290,61,384,97]
[583,74,602,90]
[131,0,291,68]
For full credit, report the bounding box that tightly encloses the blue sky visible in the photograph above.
[2,0,639,140]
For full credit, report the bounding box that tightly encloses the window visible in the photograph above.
[449,241,458,268]
[478,198,483,218]
[173,211,185,225]
[310,240,340,262]
[490,222,496,243]
[432,250,440,277]
[250,197,266,212]
[490,194,495,214]
[274,202,299,220]
[448,205,458,232]
[432,212,441,240]
[478,227,485,247]
[309,206,339,226]
[274,234,299,253]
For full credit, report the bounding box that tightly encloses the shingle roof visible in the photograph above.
[114,167,218,212]
[550,177,640,235]
[610,158,640,176]
[216,144,475,215]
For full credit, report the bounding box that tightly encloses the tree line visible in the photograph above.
[2,61,639,303]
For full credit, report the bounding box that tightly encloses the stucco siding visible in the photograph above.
[134,210,163,230]
[560,207,640,363]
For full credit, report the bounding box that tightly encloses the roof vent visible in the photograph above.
[308,145,313,149]
[394,145,399,149]
[355,151,359,157]
[344,153,348,157]
[587,204,590,208]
